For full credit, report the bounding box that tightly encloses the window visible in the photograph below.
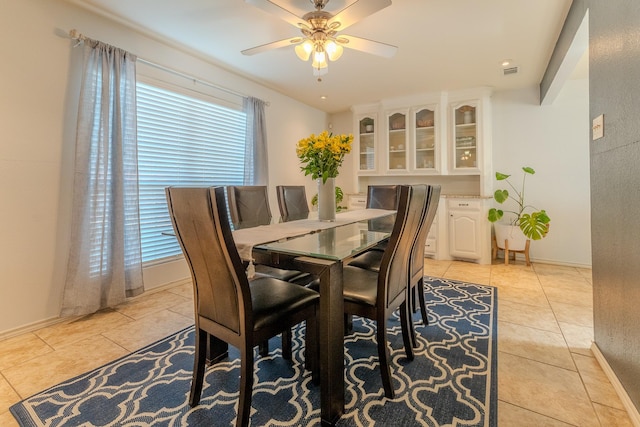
[136,81,247,263]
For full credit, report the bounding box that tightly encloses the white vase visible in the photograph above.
[317,177,336,222]
[494,223,529,251]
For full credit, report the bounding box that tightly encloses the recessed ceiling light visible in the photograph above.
[501,59,512,67]
[320,95,327,100]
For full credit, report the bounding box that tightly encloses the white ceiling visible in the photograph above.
[69,0,573,113]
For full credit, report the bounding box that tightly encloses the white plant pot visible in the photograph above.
[494,223,529,251]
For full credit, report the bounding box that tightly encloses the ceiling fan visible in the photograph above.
[242,0,397,78]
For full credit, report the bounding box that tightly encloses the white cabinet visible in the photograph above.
[353,90,491,178]
[351,89,493,264]
[355,113,379,174]
[412,106,440,173]
[386,109,409,172]
[447,198,490,262]
[450,100,481,174]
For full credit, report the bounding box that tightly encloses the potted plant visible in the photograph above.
[296,130,353,221]
[487,166,551,251]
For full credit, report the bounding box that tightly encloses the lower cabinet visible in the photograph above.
[448,199,482,260]
[446,198,491,263]
[350,193,490,264]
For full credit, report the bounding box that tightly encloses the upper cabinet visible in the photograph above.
[386,110,408,172]
[352,89,491,190]
[355,113,378,174]
[413,106,439,172]
[450,101,480,174]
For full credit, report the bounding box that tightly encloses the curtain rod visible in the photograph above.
[68,29,269,106]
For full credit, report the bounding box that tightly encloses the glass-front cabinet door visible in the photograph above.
[414,107,437,171]
[357,114,377,173]
[451,102,479,172]
[387,111,408,172]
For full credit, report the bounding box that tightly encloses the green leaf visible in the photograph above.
[522,166,535,175]
[495,172,510,181]
[519,211,550,240]
[494,189,509,203]
[487,208,503,222]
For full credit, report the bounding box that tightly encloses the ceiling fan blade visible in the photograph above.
[338,35,397,58]
[245,0,306,28]
[241,37,303,56]
[328,0,392,31]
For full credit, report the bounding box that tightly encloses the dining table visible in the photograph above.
[231,208,396,426]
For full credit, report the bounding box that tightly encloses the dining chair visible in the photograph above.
[226,184,314,355]
[342,184,427,398]
[165,186,319,427]
[276,185,310,221]
[226,185,272,230]
[408,185,440,329]
[225,185,305,280]
[366,185,401,251]
[348,185,438,346]
[366,184,401,210]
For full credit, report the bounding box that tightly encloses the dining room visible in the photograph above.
[2,0,640,426]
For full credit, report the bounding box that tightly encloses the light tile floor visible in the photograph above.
[0,259,635,426]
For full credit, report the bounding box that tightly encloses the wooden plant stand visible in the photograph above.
[492,236,531,266]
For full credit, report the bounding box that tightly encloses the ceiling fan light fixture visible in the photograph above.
[295,40,314,61]
[312,50,328,68]
[325,41,343,61]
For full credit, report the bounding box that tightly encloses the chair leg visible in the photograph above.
[282,329,292,361]
[417,277,429,326]
[376,320,395,399]
[258,340,269,357]
[407,286,417,349]
[344,313,353,335]
[399,302,415,361]
[237,347,254,427]
[189,328,208,407]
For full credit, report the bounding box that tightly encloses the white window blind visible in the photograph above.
[136,82,247,263]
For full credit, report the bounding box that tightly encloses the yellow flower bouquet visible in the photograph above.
[296,131,353,184]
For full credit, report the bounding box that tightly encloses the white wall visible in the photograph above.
[492,80,591,267]
[0,0,327,335]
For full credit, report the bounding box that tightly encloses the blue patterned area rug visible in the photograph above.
[11,277,497,426]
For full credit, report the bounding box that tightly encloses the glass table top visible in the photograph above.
[255,216,394,261]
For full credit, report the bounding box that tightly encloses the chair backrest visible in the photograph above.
[367,185,401,231]
[165,186,251,337]
[226,185,272,229]
[378,185,428,307]
[410,185,441,280]
[366,185,401,210]
[276,185,310,220]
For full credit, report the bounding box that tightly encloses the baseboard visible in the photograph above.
[591,342,640,426]
[0,278,192,341]
[0,316,66,341]
[494,252,592,269]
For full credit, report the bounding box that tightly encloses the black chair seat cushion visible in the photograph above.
[348,250,383,273]
[342,265,378,307]
[250,277,319,331]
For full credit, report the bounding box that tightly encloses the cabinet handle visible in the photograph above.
[459,203,469,206]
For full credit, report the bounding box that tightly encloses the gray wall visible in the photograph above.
[543,0,640,412]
